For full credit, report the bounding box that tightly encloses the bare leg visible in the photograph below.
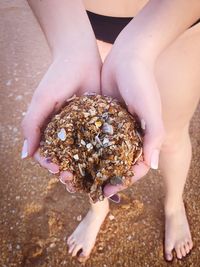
[67,197,109,262]
[159,128,193,260]
[156,24,200,260]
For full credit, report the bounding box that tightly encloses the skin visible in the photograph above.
[22,0,200,263]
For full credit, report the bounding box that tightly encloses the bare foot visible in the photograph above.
[164,201,193,261]
[67,198,109,262]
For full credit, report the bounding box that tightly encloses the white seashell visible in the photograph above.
[102,137,109,145]
[80,139,86,146]
[86,143,93,150]
[102,123,114,135]
[57,128,66,141]
[73,154,79,161]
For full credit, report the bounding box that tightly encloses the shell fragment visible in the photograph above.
[57,128,66,141]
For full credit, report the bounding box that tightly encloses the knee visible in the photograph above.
[161,126,190,154]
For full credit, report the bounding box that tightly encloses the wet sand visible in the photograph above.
[0,1,200,266]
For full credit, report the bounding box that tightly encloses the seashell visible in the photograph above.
[78,163,85,176]
[80,139,86,146]
[110,176,123,185]
[102,137,110,147]
[57,128,66,141]
[86,143,93,150]
[102,123,114,135]
[89,116,98,124]
[102,112,109,120]
[83,112,90,118]
[98,195,104,201]
[96,172,102,178]
[95,120,102,128]
[73,154,79,161]
[89,108,96,116]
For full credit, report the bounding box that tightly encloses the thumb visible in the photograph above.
[21,91,61,157]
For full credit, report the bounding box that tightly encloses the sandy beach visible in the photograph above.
[0,1,200,266]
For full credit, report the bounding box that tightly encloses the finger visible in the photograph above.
[21,91,61,157]
[119,77,165,169]
[104,161,149,197]
[33,150,59,173]
[59,171,73,183]
[65,181,76,193]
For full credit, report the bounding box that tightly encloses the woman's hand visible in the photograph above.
[21,46,102,182]
[22,0,102,188]
[101,34,165,197]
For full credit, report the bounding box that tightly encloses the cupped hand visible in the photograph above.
[101,35,165,197]
[21,45,102,185]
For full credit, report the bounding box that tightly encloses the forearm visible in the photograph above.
[118,0,200,63]
[27,0,96,57]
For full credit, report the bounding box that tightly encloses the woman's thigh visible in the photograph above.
[97,40,112,62]
[156,23,200,139]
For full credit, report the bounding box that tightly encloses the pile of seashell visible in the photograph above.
[40,94,143,203]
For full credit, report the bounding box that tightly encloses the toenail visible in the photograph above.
[165,253,172,261]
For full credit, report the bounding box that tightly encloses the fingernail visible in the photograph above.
[141,119,146,130]
[48,169,59,174]
[59,177,67,184]
[21,139,28,159]
[65,183,76,193]
[150,149,159,169]
[108,194,120,203]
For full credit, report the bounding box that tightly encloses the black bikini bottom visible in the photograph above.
[87,10,200,44]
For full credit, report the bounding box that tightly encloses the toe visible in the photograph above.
[165,252,173,262]
[72,244,82,257]
[67,235,74,245]
[188,239,193,250]
[175,245,182,259]
[78,251,90,263]
[68,243,76,254]
[184,242,190,254]
[180,243,186,257]
[165,242,173,261]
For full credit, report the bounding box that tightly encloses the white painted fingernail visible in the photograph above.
[21,139,28,159]
[141,119,146,130]
[48,169,59,174]
[150,149,159,169]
